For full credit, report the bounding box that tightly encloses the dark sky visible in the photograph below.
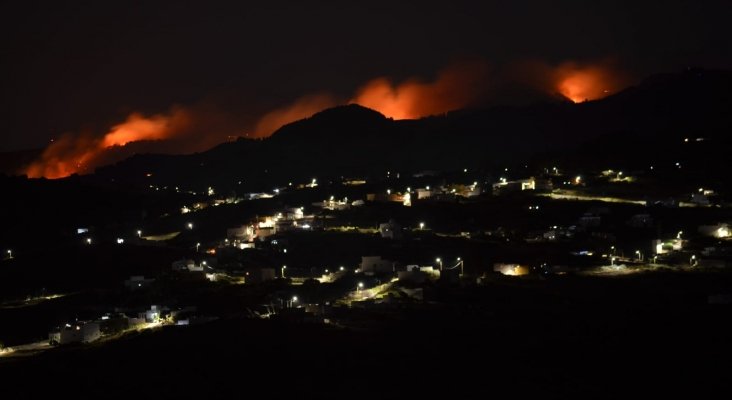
[1,0,731,151]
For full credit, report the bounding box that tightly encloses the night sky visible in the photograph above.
[1,0,731,152]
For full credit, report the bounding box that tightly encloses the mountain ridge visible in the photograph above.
[6,69,731,191]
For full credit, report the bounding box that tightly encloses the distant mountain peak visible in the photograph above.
[269,103,389,141]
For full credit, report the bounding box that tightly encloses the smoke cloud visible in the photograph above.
[24,59,626,179]
[509,59,628,103]
[24,105,244,179]
[253,94,337,137]
[350,61,490,119]
[553,61,627,103]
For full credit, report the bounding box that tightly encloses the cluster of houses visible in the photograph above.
[47,305,208,346]
[225,207,312,248]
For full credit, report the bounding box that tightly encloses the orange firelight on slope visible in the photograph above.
[25,110,190,179]
[350,62,489,119]
[554,63,621,103]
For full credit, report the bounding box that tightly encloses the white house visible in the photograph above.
[698,223,730,238]
[227,225,255,241]
[49,321,101,345]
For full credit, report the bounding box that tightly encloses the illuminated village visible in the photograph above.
[1,3,731,397]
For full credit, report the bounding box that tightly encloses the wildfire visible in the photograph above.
[553,62,623,103]
[25,110,190,179]
[350,61,489,119]
[24,60,626,179]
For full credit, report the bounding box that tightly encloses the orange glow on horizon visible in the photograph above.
[553,62,622,103]
[350,62,489,119]
[25,60,627,179]
[25,110,190,179]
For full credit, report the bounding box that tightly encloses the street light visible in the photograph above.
[86,238,92,245]
[677,231,683,240]
[635,250,642,261]
[339,266,344,271]
[419,222,425,230]
[187,222,193,230]
[137,230,142,238]
[436,258,442,271]
[196,242,201,252]
[357,282,364,294]
[282,265,287,278]
[6,249,11,259]
[690,254,697,267]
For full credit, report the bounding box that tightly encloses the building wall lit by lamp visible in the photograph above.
[521,180,535,190]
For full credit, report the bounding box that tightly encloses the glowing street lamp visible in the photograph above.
[196,242,201,252]
[6,249,11,259]
[357,282,364,294]
[677,231,683,240]
[187,222,194,230]
[339,266,344,271]
[690,254,697,267]
[86,238,92,245]
[436,257,443,270]
[137,230,142,238]
[419,222,425,230]
[282,265,287,278]
[635,250,643,261]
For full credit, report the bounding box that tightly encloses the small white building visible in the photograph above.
[141,305,163,323]
[227,225,255,241]
[698,224,730,238]
[416,188,432,200]
[49,321,101,345]
[653,238,683,254]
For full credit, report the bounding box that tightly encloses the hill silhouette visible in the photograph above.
[17,68,730,191]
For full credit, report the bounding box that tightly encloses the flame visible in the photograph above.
[26,109,191,179]
[350,62,489,119]
[553,62,624,103]
[25,60,628,179]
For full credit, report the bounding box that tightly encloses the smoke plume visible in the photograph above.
[350,62,490,119]
[253,94,337,137]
